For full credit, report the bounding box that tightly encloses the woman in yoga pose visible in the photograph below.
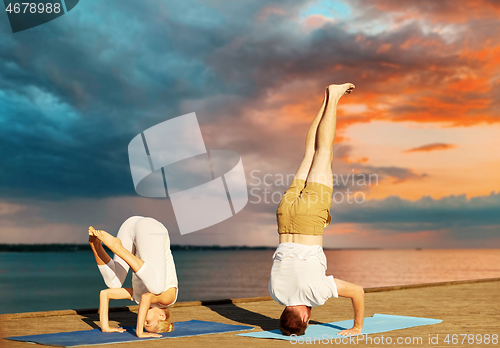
[269,83,365,336]
[88,216,178,338]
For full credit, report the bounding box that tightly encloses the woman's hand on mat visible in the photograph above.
[101,327,126,333]
[136,332,162,338]
[337,326,362,336]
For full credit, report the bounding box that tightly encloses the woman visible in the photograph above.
[88,216,178,338]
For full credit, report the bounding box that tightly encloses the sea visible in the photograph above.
[1,249,499,315]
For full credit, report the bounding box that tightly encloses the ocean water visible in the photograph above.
[0,249,499,315]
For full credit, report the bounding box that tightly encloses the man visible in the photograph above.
[269,83,364,337]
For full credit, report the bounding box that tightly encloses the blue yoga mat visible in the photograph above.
[6,320,254,347]
[237,314,441,340]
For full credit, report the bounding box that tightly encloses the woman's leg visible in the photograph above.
[93,216,144,288]
[306,83,354,188]
[109,216,143,278]
[89,235,111,266]
[132,217,168,295]
[91,217,168,295]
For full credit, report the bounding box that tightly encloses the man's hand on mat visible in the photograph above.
[337,326,362,336]
[136,332,162,338]
[101,327,126,333]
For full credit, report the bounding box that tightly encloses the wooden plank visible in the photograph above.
[1,280,498,348]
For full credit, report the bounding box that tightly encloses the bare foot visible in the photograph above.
[89,227,121,249]
[88,226,101,245]
[326,83,355,101]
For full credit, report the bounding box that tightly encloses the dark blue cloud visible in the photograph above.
[1,0,499,205]
[0,0,315,200]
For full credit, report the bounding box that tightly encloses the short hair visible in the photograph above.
[279,307,308,336]
[156,309,174,333]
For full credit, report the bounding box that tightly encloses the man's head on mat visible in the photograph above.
[144,308,174,333]
[279,305,311,336]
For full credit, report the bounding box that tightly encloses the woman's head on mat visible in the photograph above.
[144,308,174,333]
[279,305,311,336]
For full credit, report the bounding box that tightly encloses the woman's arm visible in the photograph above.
[136,293,162,338]
[89,233,111,265]
[99,288,133,333]
[135,288,177,338]
[152,287,177,306]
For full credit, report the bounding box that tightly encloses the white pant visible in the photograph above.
[98,216,177,298]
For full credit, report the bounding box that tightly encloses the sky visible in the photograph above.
[0,0,499,248]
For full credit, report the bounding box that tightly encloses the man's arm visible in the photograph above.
[334,278,365,336]
[99,288,133,333]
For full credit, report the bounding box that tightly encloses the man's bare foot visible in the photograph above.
[326,83,355,101]
[89,226,121,249]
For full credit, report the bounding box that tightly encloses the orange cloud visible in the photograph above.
[302,14,330,30]
[205,0,500,174]
[377,43,392,53]
[361,0,500,24]
[256,6,286,22]
[343,155,370,163]
[404,143,457,153]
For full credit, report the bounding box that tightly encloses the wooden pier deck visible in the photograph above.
[1,278,499,348]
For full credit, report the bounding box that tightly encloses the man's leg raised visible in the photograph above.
[306,83,354,188]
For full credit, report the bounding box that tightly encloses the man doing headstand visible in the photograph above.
[269,83,364,337]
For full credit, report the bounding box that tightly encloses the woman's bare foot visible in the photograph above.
[89,226,122,249]
[88,226,102,245]
[326,83,355,101]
